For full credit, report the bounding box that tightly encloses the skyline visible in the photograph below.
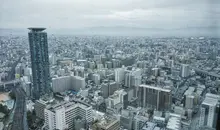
[0,0,220,29]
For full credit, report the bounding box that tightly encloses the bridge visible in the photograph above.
[192,67,220,80]
[158,56,220,80]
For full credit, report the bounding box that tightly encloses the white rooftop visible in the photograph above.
[139,84,171,92]
[166,116,181,130]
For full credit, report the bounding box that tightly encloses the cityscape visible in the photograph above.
[0,0,220,130]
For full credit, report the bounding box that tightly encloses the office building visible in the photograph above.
[184,95,194,109]
[199,93,220,128]
[44,101,92,130]
[49,54,57,65]
[181,64,190,78]
[100,81,118,98]
[15,63,23,76]
[28,28,51,99]
[108,89,127,108]
[88,61,95,69]
[92,74,100,85]
[138,84,172,111]
[171,68,180,79]
[92,116,120,130]
[35,100,47,120]
[125,72,132,87]
[125,68,142,88]
[120,109,133,130]
[23,66,31,77]
[107,89,128,114]
[112,59,121,68]
[109,81,119,96]
[152,68,160,77]
[72,76,86,91]
[133,110,149,130]
[101,83,109,98]
[115,68,125,83]
[52,75,86,93]
[73,66,85,78]
[52,76,72,93]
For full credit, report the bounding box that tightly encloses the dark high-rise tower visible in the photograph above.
[28,28,50,99]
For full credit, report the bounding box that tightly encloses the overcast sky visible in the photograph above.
[0,0,220,29]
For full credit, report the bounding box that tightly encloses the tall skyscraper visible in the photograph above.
[115,68,125,83]
[180,64,190,78]
[28,28,51,99]
[138,84,172,111]
[125,68,142,88]
[199,93,220,128]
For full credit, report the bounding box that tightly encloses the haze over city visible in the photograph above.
[0,0,220,130]
[0,0,220,36]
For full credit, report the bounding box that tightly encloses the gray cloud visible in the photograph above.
[0,0,219,29]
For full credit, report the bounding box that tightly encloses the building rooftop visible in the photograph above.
[141,122,157,130]
[205,93,220,100]
[166,116,181,130]
[28,27,46,32]
[47,100,91,112]
[96,116,119,129]
[139,84,171,92]
[202,97,218,106]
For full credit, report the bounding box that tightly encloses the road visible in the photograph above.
[0,80,21,86]
[159,56,220,79]
[11,87,28,130]
[190,107,201,130]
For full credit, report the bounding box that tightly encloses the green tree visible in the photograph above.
[0,104,9,114]
[9,91,16,100]
[27,111,33,127]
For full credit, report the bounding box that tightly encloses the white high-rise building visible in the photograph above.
[199,93,220,128]
[108,89,126,108]
[185,95,194,109]
[44,101,92,130]
[125,72,132,87]
[24,66,31,76]
[72,76,86,91]
[181,64,190,77]
[52,76,72,93]
[133,76,141,87]
[52,75,86,93]
[49,54,57,65]
[125,68,142,88]
[92,74,100,85]
[115,68,125,83]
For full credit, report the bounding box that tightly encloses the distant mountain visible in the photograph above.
[0,26,219,37]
